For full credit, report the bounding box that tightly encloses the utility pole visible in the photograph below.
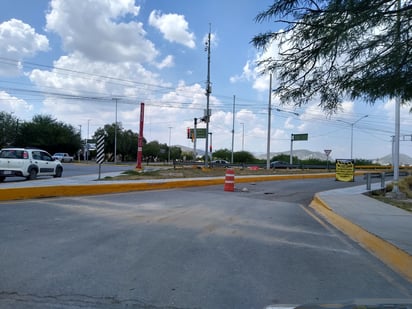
[78,125,82,162]
[168,126,172,163]
[86,119,90,162]
[193,118,197,160]
[209,132,213,160]
[240,122,245,151]
[392,0,402,194]
[204,24,212,167]
[266,74,272,169]
[113,98,118,164]
[231,95,235,164]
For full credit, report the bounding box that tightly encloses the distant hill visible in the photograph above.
[175,145,412,165]
[374,153,412,165]
[255,149,329,161]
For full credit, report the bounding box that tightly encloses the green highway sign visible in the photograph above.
[190,128,207,139]
[292,133,308,141]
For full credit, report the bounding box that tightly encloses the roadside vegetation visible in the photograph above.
[367,176,412,212]
[0,111,381,167]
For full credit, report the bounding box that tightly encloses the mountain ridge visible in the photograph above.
[176,145,412,164]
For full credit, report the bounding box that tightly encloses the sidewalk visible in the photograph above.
[310,182,412,282]
[1,173,411,282]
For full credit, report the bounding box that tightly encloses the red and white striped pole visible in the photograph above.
[136,102,144,169]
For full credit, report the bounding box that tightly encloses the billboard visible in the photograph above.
[336,159,355,182]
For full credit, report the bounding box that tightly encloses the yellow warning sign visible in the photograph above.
[336,159,355,182]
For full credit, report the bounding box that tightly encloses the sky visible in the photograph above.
[0,0,411,161]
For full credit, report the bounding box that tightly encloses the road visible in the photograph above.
[2,162,135,182]
[0,178,410,309]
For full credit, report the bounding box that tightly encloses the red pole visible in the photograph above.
[136,102,144,169]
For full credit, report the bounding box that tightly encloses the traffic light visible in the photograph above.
[187,127,190,139]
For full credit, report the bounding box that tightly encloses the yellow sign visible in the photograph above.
[336,159,355,182]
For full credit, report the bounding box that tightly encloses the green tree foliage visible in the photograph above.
[16,114,81,155]
[143,140,161,162]
[252,0,412,112]
[233,151,256,163]
[169,146,182,161]
[212,148,231,161]
[182,151,194,161]
[270,154,297,163]
[94,124,143,162]
[0,112,19,148]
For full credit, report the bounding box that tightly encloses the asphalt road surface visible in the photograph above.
[1,179,411,309]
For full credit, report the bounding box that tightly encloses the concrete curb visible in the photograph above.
[2,170,410,283]
[310,193,412,282]
[0,172,337,201]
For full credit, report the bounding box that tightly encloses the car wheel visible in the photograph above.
[54,166,63,178]
[27,168,37,180]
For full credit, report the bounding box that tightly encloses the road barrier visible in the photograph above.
[224,169,235,192]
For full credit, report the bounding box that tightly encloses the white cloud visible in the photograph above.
[0,91,33,119]
[0,19,49,76]
[149,10,195,48]
[156,55,174,69]
[27,51,167,128]
[230,60,255,83]
[46,0,158,63]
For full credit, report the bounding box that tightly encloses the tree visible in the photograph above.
[169,146,182,161]
[16,115,81,155]
[233,151,256,163]
[94,124,143,162]
[271,154,299,164]
[212,148,231,161]
[252,0,412,112]
[118,129,139,161]
[0,112,19,148]
[143,140,161,162]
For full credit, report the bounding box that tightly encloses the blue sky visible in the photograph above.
[0,0,411,161]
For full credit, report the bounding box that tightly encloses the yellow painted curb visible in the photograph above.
[310,194,412,282]
[0,173,337,201]
[0,178,224,201]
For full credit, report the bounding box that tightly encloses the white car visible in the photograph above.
[52,152,74,163]
[0,148,63,181]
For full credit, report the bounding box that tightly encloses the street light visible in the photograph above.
[337,115,368,159]
[86,119,90,161]
[168,126,172,163]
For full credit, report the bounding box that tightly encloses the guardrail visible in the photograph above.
[172,161,333,170]
[364,171,410,191]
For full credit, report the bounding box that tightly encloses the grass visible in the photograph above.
[367,176,412,212]
[105,165,332,180]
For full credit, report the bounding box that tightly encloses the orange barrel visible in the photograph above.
[224,168,235,192]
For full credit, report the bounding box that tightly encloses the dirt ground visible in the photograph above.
[108,165,412,213]
[108,166,332,180]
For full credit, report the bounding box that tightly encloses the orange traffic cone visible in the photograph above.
[224,168,235,192]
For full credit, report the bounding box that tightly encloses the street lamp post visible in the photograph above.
[86,119,90,162]
[338,115,368,159]
[168,126,172,163]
